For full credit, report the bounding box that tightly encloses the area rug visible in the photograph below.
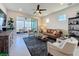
[23,36,55,56]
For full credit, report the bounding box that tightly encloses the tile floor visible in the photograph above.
[9,33,79,56]
[9,33,31,56]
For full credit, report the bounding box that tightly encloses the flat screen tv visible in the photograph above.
[0,9,6,31]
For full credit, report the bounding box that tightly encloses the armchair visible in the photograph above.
[47,37,78,56]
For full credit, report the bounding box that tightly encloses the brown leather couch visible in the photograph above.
[43,29,63,39]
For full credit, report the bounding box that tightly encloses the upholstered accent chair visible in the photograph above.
[47,37,78,56]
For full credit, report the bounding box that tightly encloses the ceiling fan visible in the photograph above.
[34,4,46,14]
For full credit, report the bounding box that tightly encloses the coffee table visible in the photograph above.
[37,34,48,41]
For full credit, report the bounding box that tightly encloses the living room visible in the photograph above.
[0,3,79,56]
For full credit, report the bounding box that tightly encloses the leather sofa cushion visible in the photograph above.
[47,29,51,33]
[43,29,63,39]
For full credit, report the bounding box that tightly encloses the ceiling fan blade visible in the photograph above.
[37,4,40,10]
[39,9,46,11]
[33,4,46,15]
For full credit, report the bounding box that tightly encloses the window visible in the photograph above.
[0,17,4,30]
[16,20,25,29]
[31,20,37,31]
[16,17,38,32]
[25,20,31,30]
[0,9,6,30]
[16,17,31,30]
[58,15,67,21]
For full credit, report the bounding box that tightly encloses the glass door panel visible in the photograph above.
[31,19,38,32]
[25,20,31,31]
[16,20,24,30]
[16,17,38,33]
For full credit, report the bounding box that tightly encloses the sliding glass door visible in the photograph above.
[25,19,31,31]
[31,19,38,32]
[16,17,25,32]
[16,20,24,30]
[16,16,38,32]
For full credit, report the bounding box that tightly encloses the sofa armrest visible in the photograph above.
[47,42,63,50]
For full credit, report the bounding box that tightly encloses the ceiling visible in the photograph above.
[3,3,76,16]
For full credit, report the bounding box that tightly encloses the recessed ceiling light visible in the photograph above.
[18,8,22,11]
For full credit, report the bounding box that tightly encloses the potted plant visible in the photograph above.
[8,17,14,30]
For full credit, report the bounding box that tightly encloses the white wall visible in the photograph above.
[0,3,7,14]
[7,10,31,21]
[44,4,79,34]
[7,10,32,26]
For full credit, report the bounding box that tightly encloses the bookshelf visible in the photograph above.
[68,16,79,37]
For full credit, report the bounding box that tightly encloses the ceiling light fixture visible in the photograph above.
[33,4,46,17]
[18,8,22,12]
[34,11,42,17]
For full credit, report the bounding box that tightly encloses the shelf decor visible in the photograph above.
[68,16,79,37]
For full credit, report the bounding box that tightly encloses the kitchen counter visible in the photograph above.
[0,31,12,53]
[0,31,12,36]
